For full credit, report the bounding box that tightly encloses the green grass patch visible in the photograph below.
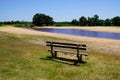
[0,31,120,80]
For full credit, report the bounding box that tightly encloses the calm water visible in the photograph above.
[33,28,120,40]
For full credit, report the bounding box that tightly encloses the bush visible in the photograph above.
[15,23,35,28]
[0,22,3,26]
[15,23,23,27]
[56,24,62,26]
[25,24,35,28]
[29,24,35,28]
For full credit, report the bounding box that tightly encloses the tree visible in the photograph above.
[71,19,79,26]
[88,17,94,26]
[32,13,54,26]
[112,16,120,26]
[33,13,42,26]
[79,16,87,26]
[45,15,54,26]
[104,19,111,26]
[93,14,99,26]
[98,19,104,26]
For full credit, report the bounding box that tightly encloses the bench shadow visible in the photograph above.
[40,56,86,66]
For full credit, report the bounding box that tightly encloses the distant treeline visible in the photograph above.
[71,15,120,26]
[0,21,34,28]
[0,14,120,27]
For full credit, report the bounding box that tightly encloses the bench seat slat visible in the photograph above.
[48,50,88,56]
[54,50,76,54]
[47,44,86,50]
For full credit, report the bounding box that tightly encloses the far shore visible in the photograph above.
[0,26,120,55]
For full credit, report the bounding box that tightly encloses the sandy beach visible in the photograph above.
[0,26,120,55]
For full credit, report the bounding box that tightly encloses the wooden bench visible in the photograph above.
[46,41,88,62]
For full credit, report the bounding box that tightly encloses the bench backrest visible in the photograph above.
[46,41,86,50]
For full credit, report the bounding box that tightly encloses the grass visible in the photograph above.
[0,31,120,80]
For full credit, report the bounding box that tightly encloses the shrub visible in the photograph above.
[15,23,24,27]
[15,23,35,28]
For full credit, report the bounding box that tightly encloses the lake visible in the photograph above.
[33,28,120,40]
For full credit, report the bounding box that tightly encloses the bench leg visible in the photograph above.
[51,51,57,58]
[51,52,54,57]
[54,51,57,58]
[78,54,82,62]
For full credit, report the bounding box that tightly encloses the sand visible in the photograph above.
[0,26,120,55]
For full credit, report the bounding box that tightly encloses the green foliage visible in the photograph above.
[0,21,35,28]
[0,22,2,26]
[72,14,120,26]
[105,19,112,26]
[71,19,79,26]
[15,23,23,27]
[112,16,120,26]
[32,13,54,26]
[79,16,87,26]
[88,17,94,26]
[54,22,74,26]
[54,22,73,26]
[15,22,34,28]
[98,19,104,26]
[79,14,99,26]
[0,14,120,27]
[93,14,99,26]
[45,15,54,26]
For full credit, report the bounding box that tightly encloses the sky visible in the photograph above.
[0,0,120,22]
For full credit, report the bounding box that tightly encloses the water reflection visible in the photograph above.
[33,28,120,40]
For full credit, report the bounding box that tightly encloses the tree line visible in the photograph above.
[71,14,120,26]
[0,13,120,27]
[0,21,34,28]
[32,13,120,26]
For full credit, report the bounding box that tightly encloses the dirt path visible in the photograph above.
[0,26,120,55]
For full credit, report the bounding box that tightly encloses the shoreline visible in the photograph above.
[0,26,120,55]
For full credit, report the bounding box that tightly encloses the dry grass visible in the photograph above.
[0,31,120,80]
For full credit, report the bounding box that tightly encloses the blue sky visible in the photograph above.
[0,0,120,22]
